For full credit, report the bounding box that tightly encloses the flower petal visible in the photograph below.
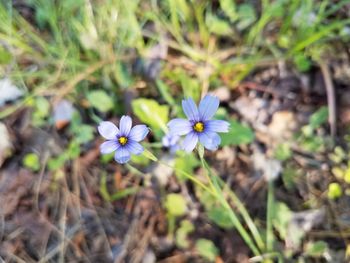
[199,131,221,151]
[205,120,230,133]
[98,121,119,140]
[114,147,131,164]
[125,140,144,155]
[100,140,120,154]
[181,132,198,153]
[129,125,149,142]
[168,118,192,135]
[162,133,180,148]
[119,115,132,136]
[198,95,219,120]
[182,98,199,121]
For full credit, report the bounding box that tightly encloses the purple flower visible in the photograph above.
[167,95,230,152]
[162,133,180,153]
[98,116,149,164]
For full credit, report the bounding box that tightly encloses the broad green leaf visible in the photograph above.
[206,14,232,36]
[165,193,187,217]
[195,239,219,262]
[23,153,40,172]
[271,201,292,239]
[32,97,50,126]
[207,206,234,229]
[132,99,169,132]
[274,143,292,161]
[174,153,199,182]
[310,106,328,129]
[219,0,237,22]
[236,4,256,30]
[305,241,328,257]
[74,124,94,144]
[282,165,300,190]
[175,220,194,249]
[221,120,254,146]
[48,154,67,171]
[87,90,114,113]
[131,154,150,166]
[294,53,311,72]
[0,46,12,64]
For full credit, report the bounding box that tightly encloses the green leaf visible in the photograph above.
[99,173,110,201]
[74,124,94,144]
[219,0,237,22]
[23,153,40,172]
[310,106,328,129]
[175,220,194,249]
[87,90,114,113]
[206,14,232,36]
[67,141,81,158]
[221,120,254,146]
[304,241,328,257]
[32,97,50,126]
[271,202,292,239]
[207,206,234,229]
[165,193,187,217]
[110,187,139,201]
[274,143,292,161]
[0,46,12,64]
[131,154,151,166]
[327,182,342,199]
[282,165,300,190]
[294,53,311,72]
[174,153,199,182]
[195,239,219,262]
[132,98,169,132]
[236,4,256,30]
[48,154,67,171]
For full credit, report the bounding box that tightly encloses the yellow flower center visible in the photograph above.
[193,122,204,133]
[118,136,128,145]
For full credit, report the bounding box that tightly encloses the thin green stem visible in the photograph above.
[200,157,261,256]
[219,179,265,251]
[266,180,275,252]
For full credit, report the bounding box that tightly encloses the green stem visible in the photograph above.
[219,179,265,251]
[200,156,261,256]
[266,180,275,252]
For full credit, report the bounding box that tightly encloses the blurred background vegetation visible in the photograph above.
[1,0,350,262]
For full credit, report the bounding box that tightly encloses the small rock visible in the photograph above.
[216,146,236,166]
[213,87,230,101]
[0,78,23,107]
[268,111,297,141]
[252,148,282,181]
[53,99,75,129]
[142,249,156,263]
[148,154,175,186]
[0,122,12,167]
[286,208,325,250]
